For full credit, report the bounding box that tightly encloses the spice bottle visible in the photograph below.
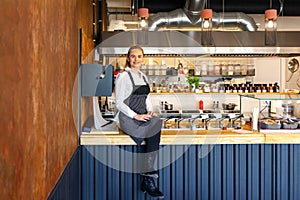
[199,100,204,110]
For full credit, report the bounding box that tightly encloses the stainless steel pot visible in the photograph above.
[222,103,237,110]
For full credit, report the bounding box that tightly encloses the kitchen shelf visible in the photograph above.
[240,93,300,100]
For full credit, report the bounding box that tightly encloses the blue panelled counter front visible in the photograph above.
[79,131,300,200]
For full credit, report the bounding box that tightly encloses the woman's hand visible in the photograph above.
[147,111,158,117]
[134,114,152,122]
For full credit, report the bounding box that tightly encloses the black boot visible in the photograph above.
[140,152,159,178]
[141,176,164,199]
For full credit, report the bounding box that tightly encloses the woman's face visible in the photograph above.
[127,49,144,69]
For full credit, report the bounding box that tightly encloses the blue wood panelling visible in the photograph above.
[47,147,80,200]
[81,144,300,200]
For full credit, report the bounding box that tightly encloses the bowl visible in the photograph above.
[222,103,237,110]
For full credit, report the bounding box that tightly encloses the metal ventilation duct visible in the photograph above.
[148,0,258,31]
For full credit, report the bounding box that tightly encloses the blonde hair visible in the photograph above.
[125,45,144,68]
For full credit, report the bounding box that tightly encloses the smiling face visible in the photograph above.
[127,47,144,70]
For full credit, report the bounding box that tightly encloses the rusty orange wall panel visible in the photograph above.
[0,0,94,199]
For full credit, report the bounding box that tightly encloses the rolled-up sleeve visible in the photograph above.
[115,73,137,118]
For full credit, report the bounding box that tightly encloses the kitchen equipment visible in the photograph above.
[282,103,294,118]
[222,103,237,110]
[287,58,299,82]
[288,58,299,73]
[165,103,173,110]
[213,101,219,109]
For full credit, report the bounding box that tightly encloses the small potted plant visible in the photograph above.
[186,75,200,92]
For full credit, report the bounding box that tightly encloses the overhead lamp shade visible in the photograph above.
[138,8,149,18]
[265,9,277,19]
[201,9,212,19]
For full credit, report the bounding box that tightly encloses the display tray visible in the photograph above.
[259,118,300,131]
[259,121,281,130]
[260,129,300,133]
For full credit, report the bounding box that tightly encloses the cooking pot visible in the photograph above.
[222,103,237,110]
[165,103,173,110]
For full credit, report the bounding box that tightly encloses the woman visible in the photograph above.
[115,46,164,198]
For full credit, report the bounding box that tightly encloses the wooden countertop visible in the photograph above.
[80,128,300,145]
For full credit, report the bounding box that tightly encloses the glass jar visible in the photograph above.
[221,63,227,76]
[234,64,241,75]
[247,64,255,76]
[201,62,207,75]
[227,62,234,75]
[214,64,221,76]
[194,61,201,76]
[241,64,247,75]
[207,63,214,76]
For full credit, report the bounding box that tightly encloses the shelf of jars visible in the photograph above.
[107,54,257,77]
[140,64,255,77]
[149,82,281,94]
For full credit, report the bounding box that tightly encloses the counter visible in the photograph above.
[80,128,300,145]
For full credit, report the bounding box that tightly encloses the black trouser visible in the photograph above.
[136,131,161,173]
[143,131,161,153]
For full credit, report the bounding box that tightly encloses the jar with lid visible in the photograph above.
[247,64,255,76]
[227,62,234,75]
[201,62,207,75]
[203,84,211,93]
[154,65,161,75]
[148,65,154,75]
[221,63,227,76]
[194,61,201,75]
[234,64,241,75]
[214,63,221,76]
[241,64,247,75]
[207,63,214,75]
[211,84,219,93]
[161,59,167,75]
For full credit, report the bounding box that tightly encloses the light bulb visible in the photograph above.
[267,20,274,28]
[203,20,210,29]
[140,19,148,28]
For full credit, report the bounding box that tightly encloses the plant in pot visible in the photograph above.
[187,75,200,92]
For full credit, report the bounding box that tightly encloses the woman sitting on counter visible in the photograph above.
[115,45,164,199]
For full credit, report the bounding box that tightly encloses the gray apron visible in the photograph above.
[119,71,162,145]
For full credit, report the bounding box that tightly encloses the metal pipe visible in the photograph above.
[148,0,257,31]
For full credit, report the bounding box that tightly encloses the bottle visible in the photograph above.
[199,100,204,110]
[273,82,280,92]
[269,83,273,93]
[232,85,238,93]
[256,85,261,93]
